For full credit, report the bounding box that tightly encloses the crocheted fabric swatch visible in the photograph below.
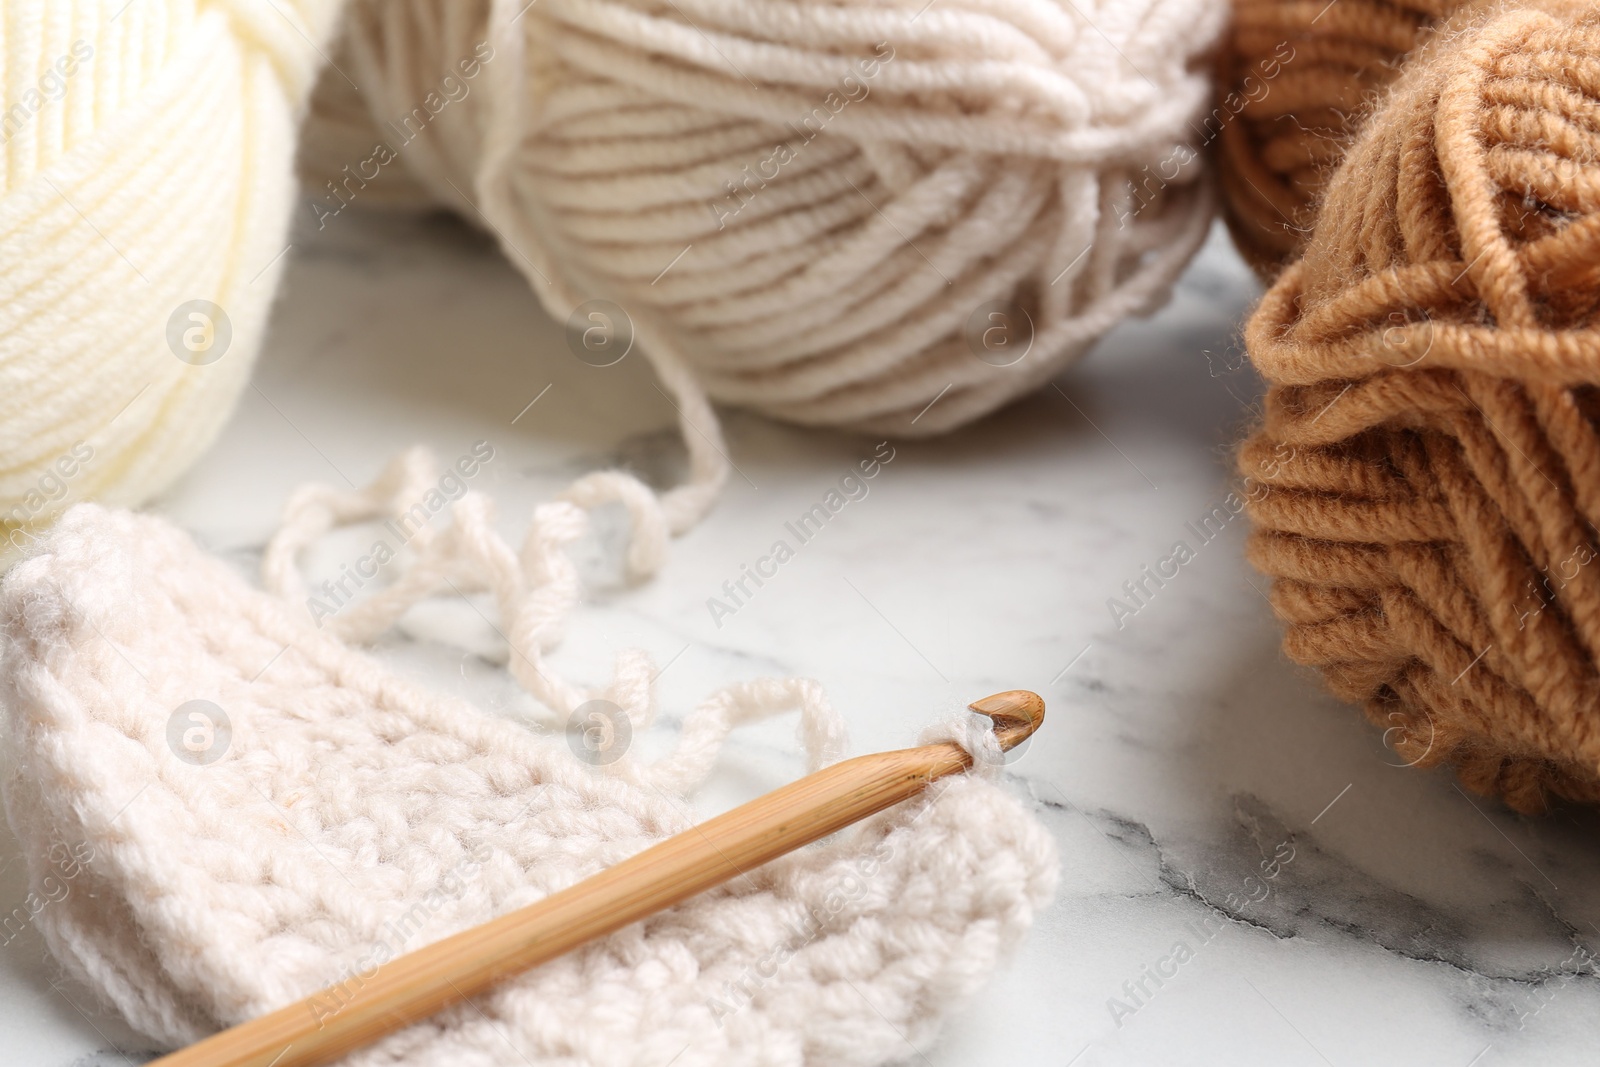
[0,492,1056,1065]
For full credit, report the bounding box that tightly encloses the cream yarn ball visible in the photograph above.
[0,1,343,545]
[301,0,1226,439]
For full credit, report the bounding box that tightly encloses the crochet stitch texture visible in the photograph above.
[0,489,1056,1064]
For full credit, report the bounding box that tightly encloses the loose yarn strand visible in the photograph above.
[263,446,844,794]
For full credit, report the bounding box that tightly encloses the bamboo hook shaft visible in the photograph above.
[149,690,1044,1067]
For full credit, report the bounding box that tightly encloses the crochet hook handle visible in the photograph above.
[148,690,1043,1067]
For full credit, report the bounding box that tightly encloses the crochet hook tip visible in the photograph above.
[967,690,1044,750]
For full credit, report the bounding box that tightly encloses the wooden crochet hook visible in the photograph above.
[149,690,1043,1067]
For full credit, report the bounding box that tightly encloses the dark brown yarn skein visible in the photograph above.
[1217,0,1471,277]
[1239,0,1600,813]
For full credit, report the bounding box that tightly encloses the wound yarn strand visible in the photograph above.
[1239,0,1600,814]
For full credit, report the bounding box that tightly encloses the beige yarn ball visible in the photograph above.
[300,0,1227,439]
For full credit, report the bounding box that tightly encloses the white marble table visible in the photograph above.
[6,210,1600,1067]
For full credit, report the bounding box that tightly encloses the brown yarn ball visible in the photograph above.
[1239,0,1600,814]
[1216,0,1471,277]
